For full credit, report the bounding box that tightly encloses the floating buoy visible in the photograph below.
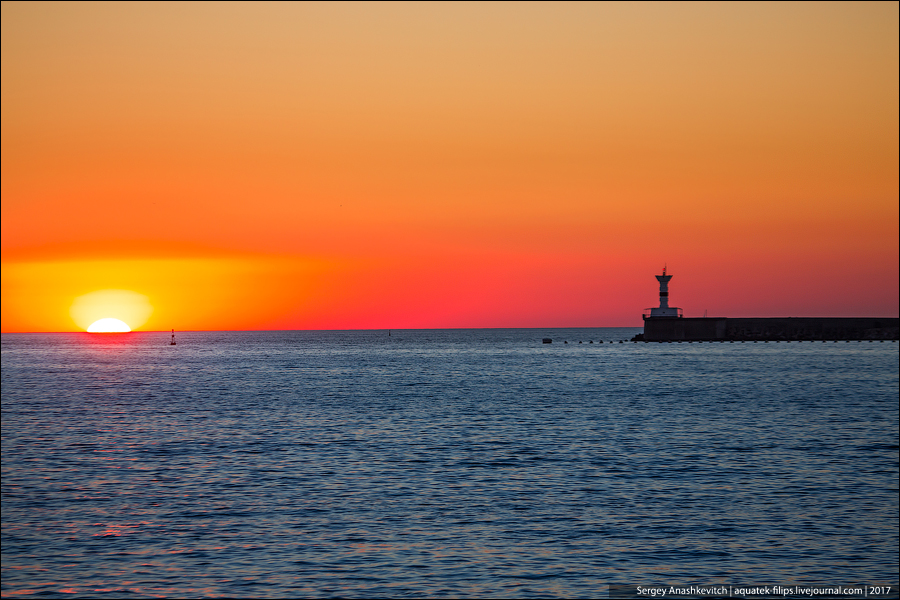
[170,329,176,346]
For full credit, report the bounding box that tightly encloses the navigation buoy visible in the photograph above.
[170,329,176,346]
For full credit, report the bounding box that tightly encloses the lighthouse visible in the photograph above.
[645,266,682,319]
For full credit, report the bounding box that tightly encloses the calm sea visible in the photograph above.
[2,329,898,598]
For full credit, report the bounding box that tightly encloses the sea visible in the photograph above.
[2,329,898,599]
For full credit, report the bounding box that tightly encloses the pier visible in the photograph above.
[637,270,899,341]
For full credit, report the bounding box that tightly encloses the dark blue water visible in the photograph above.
[2,330,898,598]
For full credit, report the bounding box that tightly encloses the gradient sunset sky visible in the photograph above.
[2,1,897,332]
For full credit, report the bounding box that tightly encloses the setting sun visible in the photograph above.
[69,289,153,332]
[86,318,131,333]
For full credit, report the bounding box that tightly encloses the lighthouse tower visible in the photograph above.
[646,266,682,318]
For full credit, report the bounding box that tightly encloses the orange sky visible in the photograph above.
[2,1,898,332]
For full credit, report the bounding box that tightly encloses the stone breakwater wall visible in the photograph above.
[641,317,900,342]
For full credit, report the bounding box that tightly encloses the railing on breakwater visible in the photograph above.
[643,308,683,320]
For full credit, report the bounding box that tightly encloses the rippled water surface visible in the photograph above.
[2,330,898,598]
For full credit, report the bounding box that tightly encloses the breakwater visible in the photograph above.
[640,317,899,342]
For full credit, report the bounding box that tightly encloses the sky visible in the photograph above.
[2,1,898,332]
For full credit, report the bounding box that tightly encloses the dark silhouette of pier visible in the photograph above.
[639,317,899,342]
